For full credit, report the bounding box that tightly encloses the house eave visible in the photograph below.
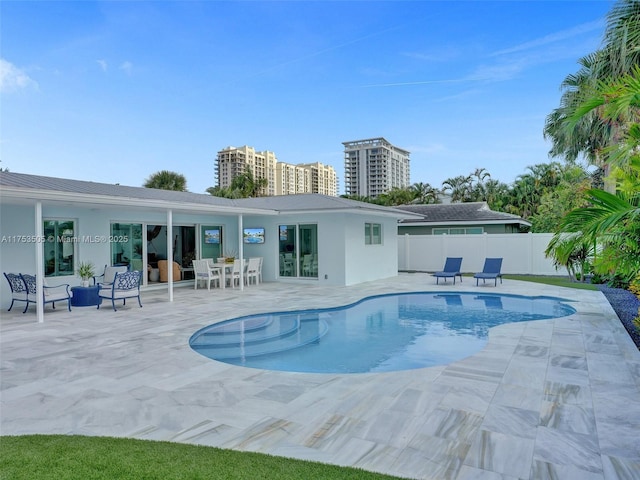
[0,186,278,216]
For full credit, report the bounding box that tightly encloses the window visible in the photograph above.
[365,223,382,245]
[44,220,76,277]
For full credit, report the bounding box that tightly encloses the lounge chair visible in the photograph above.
[97,270,142,311]
[474,258,503,286]
[433,257,463,284]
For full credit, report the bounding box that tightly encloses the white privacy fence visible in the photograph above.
[398,233,564,276]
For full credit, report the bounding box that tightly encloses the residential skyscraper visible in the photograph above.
[343,137,410,198]
[216,146,338,196]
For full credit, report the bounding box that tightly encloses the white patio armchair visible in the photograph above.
[193,259,220,290]
[245,257,261,285]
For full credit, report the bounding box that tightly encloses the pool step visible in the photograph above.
[191,315,328,359]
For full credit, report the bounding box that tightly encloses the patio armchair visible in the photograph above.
[474,258,503,286]
[4,272,29,312]
[15,273,72,313]
[97,270,142,311]
[433,257,463,284]
[193,259,220,290]
[93,265,129,287]
[245,257,261,285]
[158,260,181,282]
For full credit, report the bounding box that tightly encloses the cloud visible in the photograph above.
[119,61,133,75]
[490,19,603,57]
[97,59,108,72]
[0,58,38,93]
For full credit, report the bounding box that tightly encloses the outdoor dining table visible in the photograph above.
[211,262,235,289]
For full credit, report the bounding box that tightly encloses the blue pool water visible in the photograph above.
[189,292,576,373]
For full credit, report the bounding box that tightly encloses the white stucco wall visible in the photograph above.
[1,200,405,308]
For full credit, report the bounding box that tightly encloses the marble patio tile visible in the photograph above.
[586,352,637,385]
[220,416,301,452]
[533,426,601,473]
[544,365,590,387]
[513,344,549,358]
[492,383,543,411]
[351,443,403,474]
[456,464,522,479]
[549,331,585,355]
[500,359,548,390]
[481,404,539,439]
[543,380,592,406]
[530,459,604,480]
[538,401,597,435]
[390,446,459,480]
[464,429,535,479]
[595,421,640,459]
[549,354,587,370]
[419,407,484,444]
[438,382,497,416]
[601,455,640,480]
[406,432,471,470]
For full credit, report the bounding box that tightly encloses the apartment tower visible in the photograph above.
[343,137,410,197]
[216,146,277,196]
[216,146,338,196]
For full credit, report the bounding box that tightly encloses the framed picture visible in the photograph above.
[204,228,220,244]
[243,227,265,244]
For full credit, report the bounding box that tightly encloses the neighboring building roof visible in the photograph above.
[237,193,422,218]
[395,202,531,227]
[0,172,420,219]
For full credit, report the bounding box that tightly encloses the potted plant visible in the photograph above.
[223,250,237,264]
[77,261,95,287]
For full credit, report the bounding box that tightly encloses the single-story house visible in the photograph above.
[395,202,531,235]
[0,172,421,321]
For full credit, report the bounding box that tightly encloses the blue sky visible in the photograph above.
[1,1,614,195]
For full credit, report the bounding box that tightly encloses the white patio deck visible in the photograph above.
[1,274,639,480]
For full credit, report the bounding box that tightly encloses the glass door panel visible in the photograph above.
[278,225,296,277]
[299,224,318,278]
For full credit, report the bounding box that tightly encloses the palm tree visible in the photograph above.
[230,168,268,198]
[143,170,188,191]
[549,65,640,285]
[441,175,472,202]
[545,0,640,176]
[410,182,440,204]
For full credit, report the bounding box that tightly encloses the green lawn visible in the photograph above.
[0,435,406,480]
[501,274,598,290]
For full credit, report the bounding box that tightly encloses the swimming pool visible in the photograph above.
[189,292,576,373]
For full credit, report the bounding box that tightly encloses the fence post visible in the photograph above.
[404,234,410,270]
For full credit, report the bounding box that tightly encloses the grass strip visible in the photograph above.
[501,275,597,290]
[0,435,406,480]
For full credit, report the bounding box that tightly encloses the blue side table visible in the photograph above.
[71,285,101,307]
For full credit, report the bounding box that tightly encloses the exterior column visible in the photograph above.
[238,214,244,291]
[167,209,173,302]
[35,201,44,323]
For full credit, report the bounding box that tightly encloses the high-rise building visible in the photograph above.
[216,146,338,196]
[343,137,410,198]
[216,146,277,196]
[298,162,338,197]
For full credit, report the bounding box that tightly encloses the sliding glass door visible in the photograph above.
[278,223,317,278]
